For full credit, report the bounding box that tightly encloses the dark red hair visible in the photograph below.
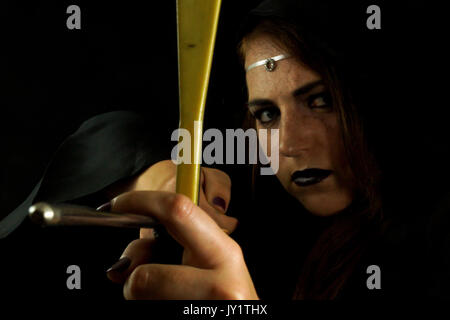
[238,17,386,299]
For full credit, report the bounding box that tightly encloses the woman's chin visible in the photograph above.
[293,191,354,217]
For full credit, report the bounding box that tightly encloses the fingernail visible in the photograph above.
[212,197,226,212]
[96,202,111,212]
[106,257,131,273]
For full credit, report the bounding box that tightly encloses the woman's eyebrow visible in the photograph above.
[246,99,274,108]
[246,80,324,108]
[292,80,324,97]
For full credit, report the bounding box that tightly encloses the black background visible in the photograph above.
[1,0,449,305]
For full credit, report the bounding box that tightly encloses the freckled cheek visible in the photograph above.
[276,156,291,187]
[256,127,290,187]
[323,119,348,172]
[256,127,279,157]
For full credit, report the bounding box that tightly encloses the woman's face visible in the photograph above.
[244,34,355,216]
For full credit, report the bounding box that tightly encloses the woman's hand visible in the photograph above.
[106,191,259,300]
[104,160,238,236]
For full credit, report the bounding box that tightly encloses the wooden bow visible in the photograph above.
[175,0,222,204]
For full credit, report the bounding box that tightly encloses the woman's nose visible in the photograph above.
[278,110,312,157]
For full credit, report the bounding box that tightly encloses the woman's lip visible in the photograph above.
[291,169,332,187]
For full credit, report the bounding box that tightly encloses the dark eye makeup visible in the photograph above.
[248,90,333,126]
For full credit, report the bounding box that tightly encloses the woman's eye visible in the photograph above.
[309,92,332,109]
[260,110,274,122]
[252,107,279,124]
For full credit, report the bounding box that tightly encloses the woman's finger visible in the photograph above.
[111,191,238,268]
[107,237,156,284]
[124,262,257,300]
[140,227,155,239]
[123,264,212,300]
[202,167,232,213]
[198,167,237,233]
[198,188,238,233]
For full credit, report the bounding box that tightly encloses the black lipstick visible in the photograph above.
[291,168,332,187]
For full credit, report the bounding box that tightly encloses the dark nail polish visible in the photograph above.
[212,197,226,211]
[96,202,111,212]
[106,257,131,273]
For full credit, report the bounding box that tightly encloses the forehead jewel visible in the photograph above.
[246,54,291,72]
